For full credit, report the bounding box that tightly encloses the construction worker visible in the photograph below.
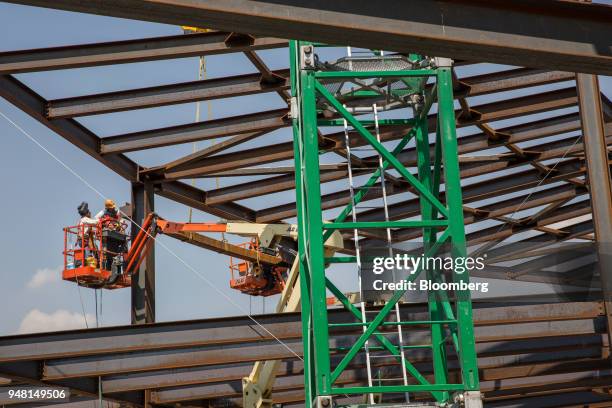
[77,202,98,236]
[76,202,98,265]
[95,199,121,220]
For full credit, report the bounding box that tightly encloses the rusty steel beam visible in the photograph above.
[0,75,138,180]
[4,0,612,74]
[465,203,593,245]
[0,302,599,364]
[0,302,604,406]
[577,73,612,358]
[207,111,585,206]
[257,156,589,223]
[161,86,579,182]
[101,331,605,394]
[46,69,290,118]
[0,75,254,221]
[459,68,575,97]
[100,108,288,154]
[115,341,611,404]
[474,220,595,263]
[36,314,603,379]
[155,180,255,222]
[393,184,588,242]
[144,369,612,405]
[161,131,269,173]
[578,74,612,256]
[150,66,575,179]
[0,31,286,74]
[208,128,591,207]
[131,181,155,325]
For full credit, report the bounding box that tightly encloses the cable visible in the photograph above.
[75,277,89,329]
[94,289,98,328]
[1,110,303,362]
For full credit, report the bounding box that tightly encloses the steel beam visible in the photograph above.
[577,73,612,356]
[162,86,579,182]
[0,75,253,221]
[0,302,599,363]
[131,181,155,325]
[46,69,290,118]
[3,0,612,74]
[0,302,605,406]
[258,155,589,223]
[0,31,286,73]
[155,180,255,222]
[458,68,574,97]
[100,108,288,154]
[0,75,138,180]
[207,128,590,207]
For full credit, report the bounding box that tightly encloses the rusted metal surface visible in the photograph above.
[0,5,611,406]
[0,31,287,73]
[0,301,607,406]
[100,108,288,154]
[578,73,612,357]
[3,0,612,74]
[46,69,290,118]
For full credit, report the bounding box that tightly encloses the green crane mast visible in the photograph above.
[290,40,482,408]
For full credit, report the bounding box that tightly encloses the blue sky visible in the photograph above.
[0,3,610,335]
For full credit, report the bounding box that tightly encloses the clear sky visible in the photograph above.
[0,2,610,335]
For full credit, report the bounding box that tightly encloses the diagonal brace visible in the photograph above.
[323,128,417,241]
[315,80,448,217]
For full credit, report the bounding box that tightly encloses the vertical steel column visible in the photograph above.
[576,73,612,352]
[130,180,155,324]
[436,62,480,397]
[301,68,332,397]
[416,115,450,401]
[290,40,315,407]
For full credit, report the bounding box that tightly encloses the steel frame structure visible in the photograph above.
[0,300,609,407]
[3,0,612,75]
[0,1,611,406]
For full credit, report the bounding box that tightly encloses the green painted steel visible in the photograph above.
[289,40,315,405]
[318,118,416,126]
[331,384,465,394]
[328,320,457,327]
[290,41,480,406]
[323,220,448,229]
[437,67,480,391]
[322,128,417,242]
[314,70,436,78]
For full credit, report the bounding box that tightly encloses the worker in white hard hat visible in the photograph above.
[76,201,98,265]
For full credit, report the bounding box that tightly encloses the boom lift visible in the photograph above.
[63,214,343,296]
[63,213,344,407]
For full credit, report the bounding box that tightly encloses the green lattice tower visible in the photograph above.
[290,40,481,408]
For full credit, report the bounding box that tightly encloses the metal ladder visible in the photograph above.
[342,103,410,404]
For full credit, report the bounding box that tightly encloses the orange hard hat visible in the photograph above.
[105,199,116,209]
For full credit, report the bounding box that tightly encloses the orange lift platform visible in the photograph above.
[62,214,304,295]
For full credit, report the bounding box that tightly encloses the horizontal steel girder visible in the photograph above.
[2,0,612,74]
[0,74,256,221]
[0,31,286,73]
[160,86,580,183]
[0,302,603,406]
[100,108,288,154]
[46,69,290,118]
